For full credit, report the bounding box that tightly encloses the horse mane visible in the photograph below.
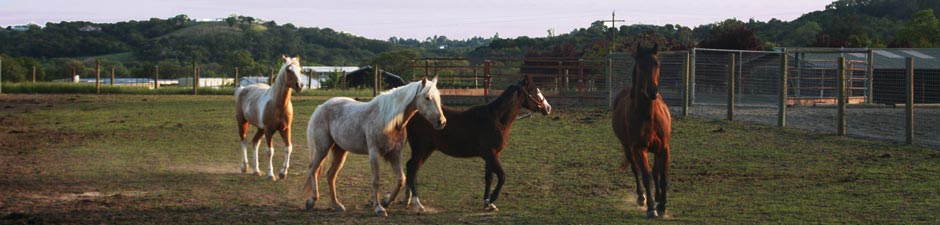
[372,81,425,134]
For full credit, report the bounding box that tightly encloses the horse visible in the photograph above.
[302,77,446,217]
[403,75,552,212]
[235,55,304,181]
[611,43,672,218]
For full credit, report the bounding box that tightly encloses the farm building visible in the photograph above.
[178,77,234,88]
[301,66,359,89]
[238,74,319,89]
[342,66,406,89]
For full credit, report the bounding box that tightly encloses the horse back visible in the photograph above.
[407,106,495,158]
[235,84,271,128]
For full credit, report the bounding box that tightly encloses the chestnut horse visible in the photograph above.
[302,77,446,217]
[403,75,551,212]
[235,55,303,181]
[612,43,672,218]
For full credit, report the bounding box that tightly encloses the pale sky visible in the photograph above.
[0,0,832,40]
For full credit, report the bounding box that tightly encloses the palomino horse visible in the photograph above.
[612,43,672,218]
[302,77,446,217]
[404,75,551,212]
[234,55,304,181]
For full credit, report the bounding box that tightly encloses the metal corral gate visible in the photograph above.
[411,58,609,105]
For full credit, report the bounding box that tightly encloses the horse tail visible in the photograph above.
[302,162,315,199]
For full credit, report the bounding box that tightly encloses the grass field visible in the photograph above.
[0,94,938,224]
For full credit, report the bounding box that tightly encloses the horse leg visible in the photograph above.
[405,149,434,212]
[303,142,331,210]
[368,149,387,217]
[627,146,645,207]
[653,148,670,216]
[238,121,250,173]
[277,129,292,179]
[486,156,505,212]
[326,146,348,212]
[482,159,494,209]
[251,129,264,176]
[381,152,405,209]
[635,150,657,218]
[263,130,277,181]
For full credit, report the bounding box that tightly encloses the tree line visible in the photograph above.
[3,0,940,83]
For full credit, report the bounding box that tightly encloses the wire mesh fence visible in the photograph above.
[605,48,939,149]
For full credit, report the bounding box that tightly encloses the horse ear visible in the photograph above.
[524,74,534,86]
[295,55,301,63]
[431,75,438,84]
[282,55,288,62]
[421,78,427,88]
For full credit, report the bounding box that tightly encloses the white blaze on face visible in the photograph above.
[536,88,551,114]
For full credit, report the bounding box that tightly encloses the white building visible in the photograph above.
[301,66,359,89]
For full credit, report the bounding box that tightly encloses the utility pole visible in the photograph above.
[600,11,625,54]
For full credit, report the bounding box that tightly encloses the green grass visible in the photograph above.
[0,94,938,224]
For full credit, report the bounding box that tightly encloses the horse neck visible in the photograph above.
[270,66,292,108]
[487,85,525,125]
[376,82,421,133]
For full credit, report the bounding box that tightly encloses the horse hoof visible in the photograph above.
[646,210,659,218]
[484,203,499,212]
[305,199,316,210]
[636,195,647,207]
[254,171,263,176]
[240,166,248,173]
[332,203,346,212]
[657,209,667,218]
[278,172,287,180]
[375,209,388,217]
[381,195,392,208]
[267,175,277,181]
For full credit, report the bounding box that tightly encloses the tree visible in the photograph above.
[699,19,764,50]
[898,9,940,47]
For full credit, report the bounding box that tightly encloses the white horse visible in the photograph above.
[234,55,304,181]
[303,77,446,217]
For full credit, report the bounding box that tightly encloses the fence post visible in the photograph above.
[1,58,3,94]
[373,65,378,97]
[32,66,36,83]
[837,57,846,136]
[682,52,691,117]
[234,66,239,88]
[727,53,735,121]
[779,50,788,127]
[95,59,101,94]
[866,49,875,104]
[690,48,696,104]
[906,57,914,144]
[484,60,491,100]
[154,65,159,89]
[110,67,114,86]
[193,61,198,95]
[607,55,613,108]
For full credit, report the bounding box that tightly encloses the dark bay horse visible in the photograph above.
[403,75,552,212]
[612,43,672,218]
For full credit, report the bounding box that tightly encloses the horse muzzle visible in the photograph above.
[541,104,552,115]
[647,86,659,100]
[433,118,447,130]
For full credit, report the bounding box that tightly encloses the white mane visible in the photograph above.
[370,81,427,134]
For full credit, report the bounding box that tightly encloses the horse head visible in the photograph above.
[281,55,304,93]
[518,75,552,115]
[415,76,447,130]
[631,43,661,101]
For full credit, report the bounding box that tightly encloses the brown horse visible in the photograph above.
[235,55,304,181]
[612,43,672,218]
[403,75,552,212]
